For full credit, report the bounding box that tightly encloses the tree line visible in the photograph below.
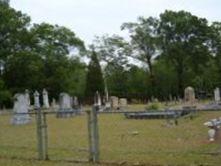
[1,2,221,107]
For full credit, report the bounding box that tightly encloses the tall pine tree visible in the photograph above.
[85,51,104,103]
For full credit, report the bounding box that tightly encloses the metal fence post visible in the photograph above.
[92,106,99,162]
[42,112,49,160]
[36,108,44,160]
[87,110,93,161]
[87,106,100,163]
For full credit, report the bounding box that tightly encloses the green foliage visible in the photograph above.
[146,102,160,110]
[85,51,105,101]
[0,79,11,108]
[159,10,211,95]
[1,2,221,104]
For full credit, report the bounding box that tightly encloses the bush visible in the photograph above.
[146,102,160,110]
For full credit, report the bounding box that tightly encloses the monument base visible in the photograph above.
[11,114,31,125]
[56,109,76,118]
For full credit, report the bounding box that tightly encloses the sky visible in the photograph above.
[10,0,221,45]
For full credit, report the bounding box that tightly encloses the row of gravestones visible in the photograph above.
[11,90,81,125]
[184,86,221,104]
[93,91,128,111]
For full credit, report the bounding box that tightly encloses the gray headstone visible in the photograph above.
[34,91,40,109]
[11,93,31,125]
[57,93,73,118]
[43,89,50,108]
[214,87,220,102]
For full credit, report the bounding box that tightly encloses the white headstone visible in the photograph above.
[34,91,40,109]
[11,93,31,125]
[110,96,119,109]
[208,129,216,142]
[73,96,79,108]
[43,89,50,108]
[214,87,220,102]
[119,98,127,107]
[184,86,195,104]
[25,89,30,106]
[94,91,101,106]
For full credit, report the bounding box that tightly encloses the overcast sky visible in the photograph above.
[10,0,221,45]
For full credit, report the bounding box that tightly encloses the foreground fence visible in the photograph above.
[0,107,221,165]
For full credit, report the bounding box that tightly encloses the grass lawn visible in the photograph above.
[0,106,221,165]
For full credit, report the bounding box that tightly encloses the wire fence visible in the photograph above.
[0,107,221,165]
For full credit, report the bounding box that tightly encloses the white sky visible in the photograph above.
[11,0,221,45]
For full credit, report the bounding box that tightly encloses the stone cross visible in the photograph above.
[34,90,40,109]
[11,93,31,125]
[42,89,50,108]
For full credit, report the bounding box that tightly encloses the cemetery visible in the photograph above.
[1,1,221,166]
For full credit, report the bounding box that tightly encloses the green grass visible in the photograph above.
[0,107,221,165]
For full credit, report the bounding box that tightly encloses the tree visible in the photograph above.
[210,22,221,86]
[0,2,31,60]
[121,17,160,91]
[159,10,211,95]
[85,51,105,102]
[0,79,11,108]
[93,35,130,97]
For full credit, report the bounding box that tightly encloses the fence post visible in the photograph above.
[87,110,93,161]
[36,108,44,160]
[42,112,49,160]
[87,106,100,163]
[92,106,99,162]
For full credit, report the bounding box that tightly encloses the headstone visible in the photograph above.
[119,98,127,108]
[51,98,58,110]
[110,96,119,109]
[42,89,50,109]
[105,86,109,102]
[11,93,31,125]
[104,87,111,111]
[94,91,102,106]
[73,96,79,108]
[184,86,195,104]
[25,89,30,107]
[169,94,173,102]
[57,93,73,118]
[34,91,40,109]
[214,87,220,102]
[72,96,82,114]
[208,129,216,141]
